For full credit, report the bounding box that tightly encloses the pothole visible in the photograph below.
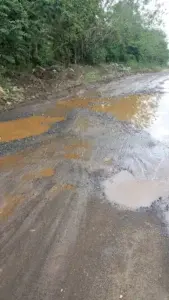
[103,170,169,210]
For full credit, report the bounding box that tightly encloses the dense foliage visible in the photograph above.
[0,0,168,68]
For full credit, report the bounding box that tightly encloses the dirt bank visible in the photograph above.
[0,63,155,113]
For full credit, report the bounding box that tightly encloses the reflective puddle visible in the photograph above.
[104,171,169,210]
[1,92,169,143]
[0,115,65,142]
[91,94,158,128]
[145,93,169,141]
[53,93,168,141]
[90,93,169,142]
[54,93,169,142]
[1,86,169,217]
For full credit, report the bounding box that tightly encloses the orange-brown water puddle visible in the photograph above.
[0,195,24,220]
[23,168,55,181]
[55,93,169,142]
[91,94,158,127]
[0,94,159,144]
[0,115,65,142]
[52,94,159,129]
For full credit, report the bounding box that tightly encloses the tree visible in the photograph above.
[0,0,168,69]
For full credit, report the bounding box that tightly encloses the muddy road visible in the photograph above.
[1,72,169,299]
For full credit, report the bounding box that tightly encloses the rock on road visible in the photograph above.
[1,72,169,299]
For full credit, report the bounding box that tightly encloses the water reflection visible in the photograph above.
[146,93,169,141]
[0,93,166,143]
[88,92,169,143]
[54,94,161,133]
[91,94,159,128]
[104,170,169,210]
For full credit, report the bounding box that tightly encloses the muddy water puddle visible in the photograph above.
[0,92,166,143]
[1,91,169,217]
[91,94,158,127]
[51,93,165,137]
[104,170,169,210]
[0,115,65,142]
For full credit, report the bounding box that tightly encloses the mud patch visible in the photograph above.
[64,141,89,151]
[73,117,91,132]
[64,140,91,160]
[23,168,55,181]
[64,153,82,160]
[0,153,24,170]
[49,184,76,195]
[104,170,169,210]
[62,184,76,190]
[0,195,24,220]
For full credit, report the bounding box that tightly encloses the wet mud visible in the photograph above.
[1,72,169,300]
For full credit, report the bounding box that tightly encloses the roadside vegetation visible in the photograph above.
[0,0,168,109]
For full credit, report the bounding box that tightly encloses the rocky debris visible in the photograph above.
[0,83,24,111]
[0,86,5,98]
[32,66,47,79]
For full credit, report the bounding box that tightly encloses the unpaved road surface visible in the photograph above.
[1,72,169,299]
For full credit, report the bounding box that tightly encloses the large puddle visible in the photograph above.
[104,171,169,210]
[55,93,169,142]
[1,92,169,143]
[91,94,158,126]
[1,84,169,221]
[0,115,65,142]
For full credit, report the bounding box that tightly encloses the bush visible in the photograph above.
[0,0,168,69]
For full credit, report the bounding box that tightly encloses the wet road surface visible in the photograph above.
[1,72,169,299]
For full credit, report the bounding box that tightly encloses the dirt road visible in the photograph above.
[1,72,169,299]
